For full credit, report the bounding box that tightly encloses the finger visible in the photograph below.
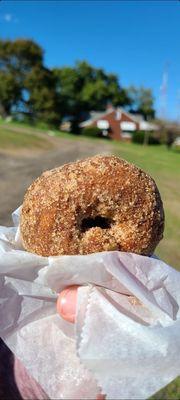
[96,394,106,400]
[57,287,106,399]
[56,286,78,323]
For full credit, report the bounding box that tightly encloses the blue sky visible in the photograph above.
[0,0,180,120]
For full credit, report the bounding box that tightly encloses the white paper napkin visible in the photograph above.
[0,208,179,399]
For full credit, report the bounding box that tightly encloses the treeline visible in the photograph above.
[0,39,155,131]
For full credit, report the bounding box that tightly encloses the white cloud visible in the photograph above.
[4,13,13,22]
[1,13,18,23]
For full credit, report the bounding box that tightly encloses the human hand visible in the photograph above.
[56,285,78,323]
[57,286,105,400]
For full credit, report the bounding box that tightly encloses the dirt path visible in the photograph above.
[0,135,112,226]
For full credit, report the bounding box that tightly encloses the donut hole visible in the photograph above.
[81,216,112,232]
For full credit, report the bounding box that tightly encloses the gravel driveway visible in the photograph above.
[0,135,112,226]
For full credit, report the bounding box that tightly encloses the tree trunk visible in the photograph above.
[0,103,8,119]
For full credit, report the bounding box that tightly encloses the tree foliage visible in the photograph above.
[0,39,43,116]
[0,71,21,117]
[128,86,155,120]
[53,61,131,130]
[0,39,60,125]
[0,39,155,129]
[25,66,60,126]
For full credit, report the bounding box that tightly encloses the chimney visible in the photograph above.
[106,102,114,111]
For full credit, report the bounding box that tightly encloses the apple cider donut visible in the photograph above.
[20,155,164,256]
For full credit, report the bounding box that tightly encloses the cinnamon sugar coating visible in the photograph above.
[20,155,164,256]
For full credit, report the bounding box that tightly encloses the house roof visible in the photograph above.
[139,120,159,131]
[80,107,114,127]
[79,106,144,128]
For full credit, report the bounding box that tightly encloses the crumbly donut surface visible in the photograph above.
[20,155,164,256]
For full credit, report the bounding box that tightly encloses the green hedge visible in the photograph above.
[132,131,160,145]
[172,140,180,152]
[81,126,101,137]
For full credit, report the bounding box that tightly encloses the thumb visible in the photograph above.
[57,286,106,400]
[56,286,78,323]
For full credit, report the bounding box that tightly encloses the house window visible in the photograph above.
[120,121,136,131]
[97,120,110,137]
[97,120,110,129]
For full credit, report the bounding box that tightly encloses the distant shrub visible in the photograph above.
[172,137,180,152]
[173,146,180,152]
[172,144,180,152]
[12,113,33,125]
[35,120,50,130]
[81,126,101,138]
[132,131,160,145]
[132,131,144,144]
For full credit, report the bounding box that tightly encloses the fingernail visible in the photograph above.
[57,286,78,323]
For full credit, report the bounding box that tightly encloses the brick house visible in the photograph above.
[80,105,158,141]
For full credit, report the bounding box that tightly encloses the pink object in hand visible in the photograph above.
[56,285,78,323]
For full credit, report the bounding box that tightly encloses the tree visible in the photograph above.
[127,86,155,120]
[0,39,43,75]
[0,39,43,116]
[53,61,131,132]
[25,66,60,127]
[0,71,21,117]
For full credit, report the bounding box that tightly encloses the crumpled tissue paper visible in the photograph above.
[0,207,180,399]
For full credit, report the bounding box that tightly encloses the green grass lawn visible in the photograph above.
[150,377,180,400]
[0,125,51,150]
[113,141,180,271]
